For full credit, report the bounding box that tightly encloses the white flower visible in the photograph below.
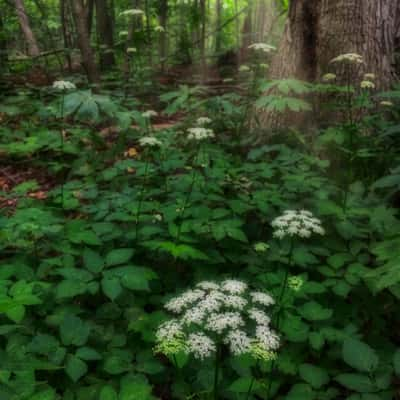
[182,307,206,324]
[224,295,247,309]
[380,101,393,107]
[272,210,324,240]
[360,80,375,89]
[239,65,250,72]
[253,242,269,252]
[249,308,271,326]
[364,73,375,80]
[196,281,220,291]
[221,279,247,294]
[330,53,364,64]
[250,292,274,307]
[187,333,216,359]
[187,127,215,141]
[120,9,144,17]
[142,110,158,118]
[119,30,129,37]
[248,43,276,53]
[139,136,162,147]
[165,289,205,313]
[197,290,225,312]
[224,330,252,355]
[155,25,165,32]
[322,73,336,82]
[196,117,212,126]
[156,319,184,341]
[205,312,244,334]
[52,80,76,91]
[255,325,280,350]
[127,47,137,54]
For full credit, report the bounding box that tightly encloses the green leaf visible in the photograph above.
[83,248,104,273]
[56,280,87,299]
[342,338,379,373]
[99,386,118,400]
[327,253,353,269]
[299,301,333,321]
[6,304,25,323]
[335,374,376,393]
[60,314,90,346]
[228,377,261,393]
[106,248,134,267]
[299,364,329,389]
[76,347,102,361]
[120,374,154,400]
[30,388,56,400]
[65,355,88,382]
[286,383,316,400]
[101,277,122,300]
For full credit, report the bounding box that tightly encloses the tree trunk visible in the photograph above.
[256,0,400,131]
[159,0,168,70]
[61,0,73,72]
[95,0,115,69]
[0,12,8,70]
[214,0,222,54]
[13,0,40,57]
[70,0,100,83]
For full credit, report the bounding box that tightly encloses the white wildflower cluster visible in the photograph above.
[272,210,325,239]
[138,136,162,147]
[119,9,144,17]
[330,53,364,65]
[155,25,165,32]
[360,80,375,90]
[126,47,137,54]
[119,31,129,37]
[52,80,76,91]
[239,65,250,72]
[155,280,279,361]
[322,73,336,82]
[196,117,212,126]
[142,110,158,118]
[187,127,215,141]
[380,101,393,107]
[248,43,276,53]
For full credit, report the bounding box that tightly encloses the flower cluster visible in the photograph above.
[272,210,325,239]
[239,65,250,72]
[248,43,276,53]
[119,9,144,17]
[142,110,158,118]
[155,280,279,361]
[187,127,215,141]
[360,80,375,89]
[52,80,76,91]
[322,73,336,82]
[380,101,393,107]
[126,47,137,54]
[330,53,364,65]
[196,117,212,126]
[139,136,162,147]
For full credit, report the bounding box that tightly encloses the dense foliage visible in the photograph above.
[0,66,399,400]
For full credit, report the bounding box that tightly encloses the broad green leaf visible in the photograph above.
[342,338,379,373]
[120,374,154,400]
[60,314,90,346]
[299,301,333,321]
[286,383,316,400]
[106,248,134,267]
[299,363,329,389]
[76,347,102,361]
[83,248,104,273]
[30,388,56,400]
[99,386,118,400]
[335,374,376,393]
[228,377,261,393]
[101,277,122,300]
[65,355,88,382]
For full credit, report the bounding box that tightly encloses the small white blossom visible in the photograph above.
[156,319,184,341]
[206,312,244,334]
[239,65,250,72]
[196,117,212,126]
[187,333,216,359]
[322,73,336,82]
[248,43,276,53]
[221,279,247,294]
[139,136,162,147]
[127,47,137,54]
[155,25,165,32]
[197,290,225,312]
[119,30,129,36]
[142,110,158,118]
[249,308,271,326]
[380,101,393,107]
[196,281,220,291]
[255,325,280,350]
[360,80,375,89]
[187,127,215,141]
[224,295,248,309]
[250,292,274,307]
[224,330,252,355]
[165,289,205,313]
[52,80,76,91]
[120,9,144,17]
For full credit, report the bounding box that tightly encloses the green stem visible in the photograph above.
[60,93,65,211]
[213,346,220,400]
[135,151,150,243]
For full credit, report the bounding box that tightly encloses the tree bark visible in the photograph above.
[255,0,400,132]
[158,0,168,70]
[13,0,40,57]
[95,0,115,69]
[0,12,8,70]
[70,0,100,83]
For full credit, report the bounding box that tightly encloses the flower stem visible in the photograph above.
[213,346,220,400]
[135,151,150,243]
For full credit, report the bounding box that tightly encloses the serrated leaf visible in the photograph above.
[101,277,122,300]
[65,355,87,382]
[342,338,379,373]
[299,364,329,389]
[228,377,261,393]
[105,248,134,267]
[335,373,376,393]
[99,385,118,400]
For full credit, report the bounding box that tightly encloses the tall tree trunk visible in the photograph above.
[95,0,115,69]
[13,0,40,56]
[144,0,152,65]
[256,0,400,132]
[61,0,73,72]
[214,0,222,54]
[70,0,100,83]
[199,0,206,78]
[0,12,8,70]
[86,0,94,36]
[159,0,168,70]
